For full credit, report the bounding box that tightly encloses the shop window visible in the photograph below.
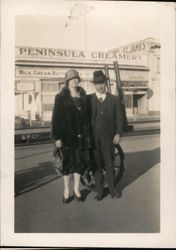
[41,83,47,91]
[42,95,55,111]
[42,95,55,104]
[41,82,59,92]
[28,94,32,104]
[53,83,59,91]
[133,96,138,108]
[124,94,133,108]
[42,104,54,111]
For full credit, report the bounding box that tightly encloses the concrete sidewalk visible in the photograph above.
[15,134,160,233]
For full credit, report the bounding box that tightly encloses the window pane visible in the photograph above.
[41,82,59,92]
[53,83,59,91]
[42,95,55,104]
[124,94,133,108]
[42,104,54,111]
[41,83,48,91]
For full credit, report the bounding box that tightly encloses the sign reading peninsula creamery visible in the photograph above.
[15,46,147,63]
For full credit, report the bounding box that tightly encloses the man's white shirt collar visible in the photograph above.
[96,92,106,101]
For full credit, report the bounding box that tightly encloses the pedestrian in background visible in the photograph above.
[87,70,123,200]
[51,69,89,203]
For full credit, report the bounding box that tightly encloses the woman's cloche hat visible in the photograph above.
[64,69,81,84]
[92,70,108,84]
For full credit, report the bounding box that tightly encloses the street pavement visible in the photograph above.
[15,134,160,233]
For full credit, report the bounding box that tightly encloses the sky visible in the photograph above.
[15,1,162,51]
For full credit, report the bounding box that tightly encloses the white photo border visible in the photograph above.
[1,0,176,248]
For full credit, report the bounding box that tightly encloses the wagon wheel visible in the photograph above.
[80,169,95,190]
[114,144,125,185]
[81,145,125,189]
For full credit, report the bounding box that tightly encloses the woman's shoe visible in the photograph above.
[62,197,70,204]
[73,191,83,201]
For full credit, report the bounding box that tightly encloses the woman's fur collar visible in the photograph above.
[60,85,86,97]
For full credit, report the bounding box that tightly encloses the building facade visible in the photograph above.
[15,37,160,123]
[108,37,160,118]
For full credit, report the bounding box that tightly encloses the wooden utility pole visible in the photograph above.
[104,65,111,93]
[113,61,128,132]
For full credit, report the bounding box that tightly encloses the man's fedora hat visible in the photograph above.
[92,70,108,84]
[64,69,80,84]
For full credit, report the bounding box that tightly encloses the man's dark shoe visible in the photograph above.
[95,195,103,201]
[94,192,104,201]
[110,190,120,199]
[90,183,96,191]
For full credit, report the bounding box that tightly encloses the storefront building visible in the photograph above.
[15,37,160,122]
[108,37,160,118]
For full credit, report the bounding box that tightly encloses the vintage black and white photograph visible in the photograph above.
[1,0,176,248]
[14,1,161,233]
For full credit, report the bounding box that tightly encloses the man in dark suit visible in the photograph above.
[87,70,123,200]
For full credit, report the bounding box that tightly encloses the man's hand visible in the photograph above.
[113,134,121,145]
[55,140,62,148]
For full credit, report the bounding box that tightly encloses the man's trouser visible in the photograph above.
[94,132,115,196]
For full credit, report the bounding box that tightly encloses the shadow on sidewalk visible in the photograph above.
[15,147,160,198]
[114,147,160,196]
[15,161,61,197]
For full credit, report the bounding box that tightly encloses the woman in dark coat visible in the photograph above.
[51,69,89,203]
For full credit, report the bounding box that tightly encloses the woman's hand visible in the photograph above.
[113,134,121,145]
[55,140,62,148]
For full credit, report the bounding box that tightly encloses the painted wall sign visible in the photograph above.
[16,67,148,82]
[15,46,147,64]
[121,41,146,54]
[16,81,35,91]
[112,41,148,55]
[118,70,148,81]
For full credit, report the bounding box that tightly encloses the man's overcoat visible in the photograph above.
[51,86,89,148]
[87,92,123,143]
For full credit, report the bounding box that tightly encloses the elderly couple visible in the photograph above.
[51,69,123,203]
